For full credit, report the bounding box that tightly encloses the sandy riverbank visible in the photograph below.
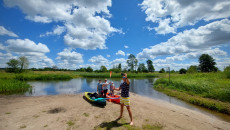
[0,93,230,130]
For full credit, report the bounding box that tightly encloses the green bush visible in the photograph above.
[224,66,230,79]
[179,68,187,74]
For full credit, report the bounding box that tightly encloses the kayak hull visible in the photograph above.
[85,92,106,106]
[106,93,120,104]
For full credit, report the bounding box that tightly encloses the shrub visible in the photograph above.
[179,68,187,74]
[224,66,230,79]
[159,68,165,73]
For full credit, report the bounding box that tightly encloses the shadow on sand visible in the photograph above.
[82,96,105,108]
[95,118,129,130]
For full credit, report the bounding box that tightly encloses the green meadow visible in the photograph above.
[154,72,230,114]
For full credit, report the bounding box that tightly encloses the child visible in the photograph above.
[110,82,115,96]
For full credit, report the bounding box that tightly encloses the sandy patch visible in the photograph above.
[0,93,229,130]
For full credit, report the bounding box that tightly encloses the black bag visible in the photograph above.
[89,92,99,98]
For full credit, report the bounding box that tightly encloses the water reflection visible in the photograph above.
[27,78,230,122]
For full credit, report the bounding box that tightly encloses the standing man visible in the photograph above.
[102,79,109,98]
[97,80,102,97]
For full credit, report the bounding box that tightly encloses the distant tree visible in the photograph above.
[159,68,165,73]
[179,68,187,74]
[224,65,230,79]
[100,65,107,72]
[213,66,219,72]
[94,70,100,73]
[6,58,19,73]
[30,68,37,71]
[187,65,198,73]
[86,66,93,72]
[170,70,175,73]
[118,63,122,71]
[123,67,127,73]
[137,63,148,72]
[146,60,155,72]
[76,68,86,72]
[199,54,216,72]
[127,54,138,71]
[52,65,58,70]
[18,56,29,72]
[80,68,86,72]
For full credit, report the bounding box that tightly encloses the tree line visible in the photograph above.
[5,54,230,74]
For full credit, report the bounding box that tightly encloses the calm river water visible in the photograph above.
[27,78,230,122]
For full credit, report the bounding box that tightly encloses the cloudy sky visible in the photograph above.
[0,0,230,71]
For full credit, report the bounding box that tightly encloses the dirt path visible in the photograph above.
[0,93,230,130]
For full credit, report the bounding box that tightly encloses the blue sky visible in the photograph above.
[0,0,230,71]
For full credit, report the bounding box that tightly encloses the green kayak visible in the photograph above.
[84,92,106,106]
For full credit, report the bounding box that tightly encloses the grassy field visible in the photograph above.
[72,72,157,78]
[154,72,230,114]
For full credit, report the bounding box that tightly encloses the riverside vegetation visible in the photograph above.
[154,71,230,115]
[0,71,73,95]
[0,71,156,95]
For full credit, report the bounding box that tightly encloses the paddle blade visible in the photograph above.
[110,71,112,78]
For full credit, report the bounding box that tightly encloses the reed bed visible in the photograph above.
[0,79,32,94]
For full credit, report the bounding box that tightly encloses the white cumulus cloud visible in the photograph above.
[4,0,122,50]
[6,39,50,55]
[0,43,5,50]
[140,0,230,34]
[0,26,18,37]
[40,25,66,37]
[88,55,109,64]
[3,39,54,68]
[116,50,125,56]
[137,19,230,60]
[56,48,83,69]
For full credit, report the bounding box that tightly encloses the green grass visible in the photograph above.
[67,121,75,126]
[0,70,157,80]
[32,115,39,118]
[0,71,73,81]
[142,124,163,130]
[83,113,89,117]
[19,125,26,129]
[0,79,32,94]
[154,72,230,114]
[14,73,72,81]
[73,72,157,78]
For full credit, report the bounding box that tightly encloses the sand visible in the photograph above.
[0,93,230,130]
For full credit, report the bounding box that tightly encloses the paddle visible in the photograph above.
[110,71,112,78]
[95,98,120,101]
